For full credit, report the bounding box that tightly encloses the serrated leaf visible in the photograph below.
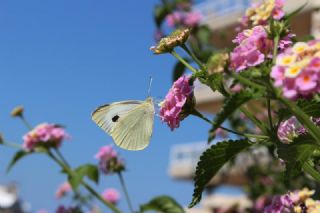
[7,150,31,173]
[69,164,99,190]
[140,196,185,213]
[206,73,228,97]
[298,99,320,117]
[189,140,252,207]
[277,135,318,179]
[209,91,254,139]
[173,60,188,82]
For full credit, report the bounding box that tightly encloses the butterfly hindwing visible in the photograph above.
[91,98,154,150]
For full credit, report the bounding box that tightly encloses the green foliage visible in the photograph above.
[206,73,228,96]
[68,164,99,190]
[196,26,211,45]
[140,196,185,213]
[208,91,255,140]
[7,150,31,173]
[277,135,319,179]
[189,140,252,207]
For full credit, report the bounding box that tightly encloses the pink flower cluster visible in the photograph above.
[23,123,70,151]
[230,26,272,72]
[166,11,202,28]
[271,40,320,100]
[95,145,123,174]
[231,26,293,72]
[241,0,285,27]
[102,188,120,205]
[159,75,193,130]
[55,182,71,199]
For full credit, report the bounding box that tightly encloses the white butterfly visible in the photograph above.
[91,97,155,151]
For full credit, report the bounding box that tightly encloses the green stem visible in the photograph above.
[303,161,320,182]
[171,50,198,74]
[47,151,122,213]
[2,141,22,149]
[230,72,265,91]
[181,44,206,70]
[279,97,320,146]
[240,107,267,134]
[191,110,268,140]
[19,116,33,130]
[118,172,134,213]
[272,34,280,64]
[54,148,70,167]
[267,98,273,129]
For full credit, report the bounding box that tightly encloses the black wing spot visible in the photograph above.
[112,115,120,122]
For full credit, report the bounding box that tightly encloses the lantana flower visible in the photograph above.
[55,182,71,199]
[159,75,194,130]
[102,188,120,205]
[22,123,70,151]
[95,145,125,174]
[231,25,293,72]
[241,0,285,27]
[271,40,320,100]
[265,188,320,213]
[56,205,82,213]
[277,116,320,144]
[166,11,202,28]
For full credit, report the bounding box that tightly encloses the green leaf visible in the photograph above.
[196,26,210,45]
[298,99,320,117]
[277,135,319,179]
[209,91,254,137]
[173,60,188,82]
[206,73,228,96]
[69,164,99,190]
[140,196,185,213]
[7,150,31,173]
[189,140,252,207]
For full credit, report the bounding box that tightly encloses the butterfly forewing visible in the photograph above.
[92,101,142,134]
[91,98,154,150]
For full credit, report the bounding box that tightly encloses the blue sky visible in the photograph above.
[0,1,241,212]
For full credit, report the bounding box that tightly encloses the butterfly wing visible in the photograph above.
[92,100,143,134]
[91,98,154,151]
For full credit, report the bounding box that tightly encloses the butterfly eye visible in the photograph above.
[112,115,120,122]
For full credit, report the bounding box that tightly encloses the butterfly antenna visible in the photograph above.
[147,76,153,97]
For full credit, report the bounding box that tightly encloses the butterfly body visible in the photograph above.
[92,97,154,151]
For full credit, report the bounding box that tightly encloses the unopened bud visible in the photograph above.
[207,52,229,75]
[150,28,191,54]
[11,106,24,118]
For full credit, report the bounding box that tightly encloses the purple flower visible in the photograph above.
[159,75,193,130]
[95,145,124,174]
[264,194,294,213]
[23,123,70,151]
[102,188,120,205]
[166,12,182,28]
[277,116,299,144]
[165,11,202,28]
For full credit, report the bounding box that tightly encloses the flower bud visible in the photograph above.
[150,28,190,54]
[207,52,229,74]
[10,106,24,118]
